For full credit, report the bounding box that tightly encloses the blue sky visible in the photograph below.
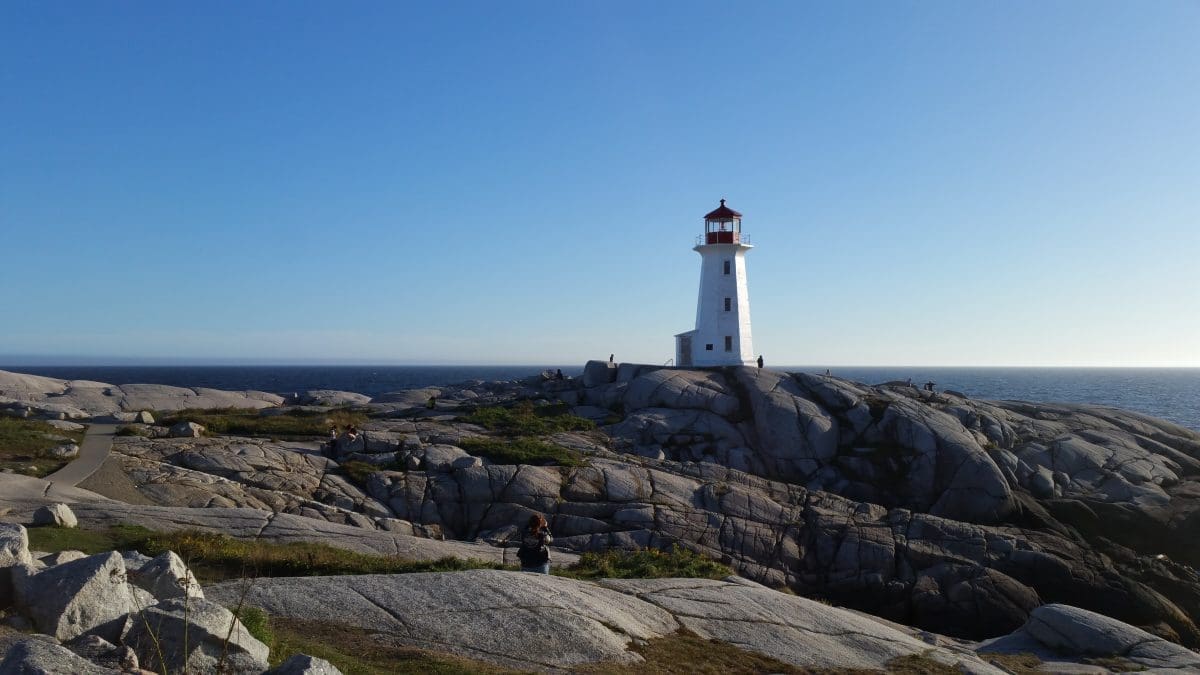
[2,2,1197,366]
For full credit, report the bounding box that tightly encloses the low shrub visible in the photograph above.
[115,425,151,437]
[461,402,594,436]
[458,437,584,467]
[338,460,380,486]
[562,546,732,581]
[156,407,368,438]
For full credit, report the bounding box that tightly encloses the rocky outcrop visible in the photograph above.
[0,369,283,418]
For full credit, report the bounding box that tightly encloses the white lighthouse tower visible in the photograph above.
[674,199,755,367]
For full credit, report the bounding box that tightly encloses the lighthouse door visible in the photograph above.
[677,335,693,367]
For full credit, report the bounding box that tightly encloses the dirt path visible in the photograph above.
[43,423,116,487]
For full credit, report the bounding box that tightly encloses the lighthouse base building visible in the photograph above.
[675,199,756,367]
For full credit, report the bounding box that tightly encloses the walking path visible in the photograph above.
[45,423,117,488]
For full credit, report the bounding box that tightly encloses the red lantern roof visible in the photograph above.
[703,199,742,221]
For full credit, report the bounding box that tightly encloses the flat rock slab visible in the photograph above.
[598,577,1002,672]
[207,569,678,671]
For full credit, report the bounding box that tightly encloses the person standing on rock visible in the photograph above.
[756,355,764,369]
[517,514,553,574]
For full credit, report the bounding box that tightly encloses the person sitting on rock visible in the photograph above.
[517,514,553,574]
[346,425,359,441]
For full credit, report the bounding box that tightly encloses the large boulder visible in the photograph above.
[32,502,78,528]
[125,598,270,674]
[582,359,618,388]
[169,421,205,438]
[14,551,137,641]
[0,523,33,607]
[130,550,203,601]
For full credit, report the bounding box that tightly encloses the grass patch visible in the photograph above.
[0,417,84,477]
[268,618,522,675]
[1081,656,1146,671]
[157,407,367,438]
[461,402,595,436]
[979,652,1042,674]
[459,436,584,467]
[27,525,507,582]
[233,605,274,646]
[882,653,960,674]
[561,546,732,581]
[115,425,152,437]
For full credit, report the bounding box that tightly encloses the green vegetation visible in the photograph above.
[115,425,152,437]
[233,605,274,646]
[0,416,84,477]
[267,618,522,675]
[561,546,732,581]
[26,525,508,582]
[459,436,585,467]
[338,459,382,486]
[452,402,596,467]
[462,402,595,436]
[156,407,367,438]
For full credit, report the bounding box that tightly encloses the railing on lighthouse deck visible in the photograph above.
[696,232,751,246]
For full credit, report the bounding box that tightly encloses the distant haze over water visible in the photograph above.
[4,365,1197,432]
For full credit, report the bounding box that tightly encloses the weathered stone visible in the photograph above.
[32,502,78,528]
[130,550,203,601]
[0,637,120,674]
[0,522,33,607]
[125,598,270,675]
[40,549,87,566]
[48,443,80,459]
[168,421,205,438]
[66,634,140,672]
[15,551,136,641]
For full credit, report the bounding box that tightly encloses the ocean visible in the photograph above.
[3,365,1197,432]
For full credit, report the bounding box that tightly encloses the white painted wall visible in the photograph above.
[688,243,755,366]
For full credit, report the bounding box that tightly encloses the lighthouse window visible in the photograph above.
[705,344,713,351]
[723,260,731,275]
[724,297,731,311]
[724,336,733,351]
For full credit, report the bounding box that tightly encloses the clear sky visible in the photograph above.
[2,2,1197,367]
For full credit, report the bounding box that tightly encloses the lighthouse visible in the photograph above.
[674,199,755,367]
